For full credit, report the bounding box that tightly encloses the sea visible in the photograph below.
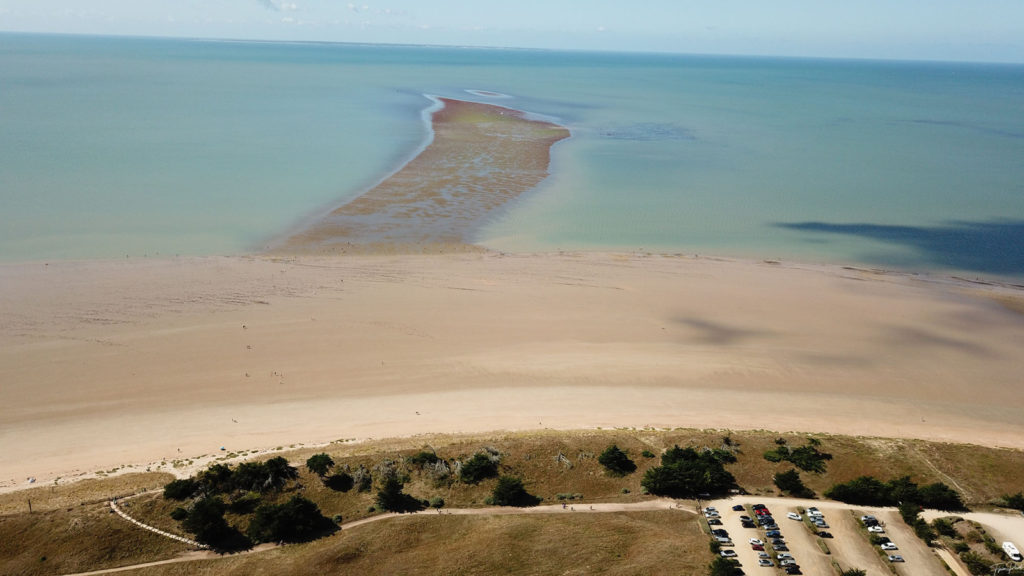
[2,33,1023,280]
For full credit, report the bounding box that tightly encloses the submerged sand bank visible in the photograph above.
[273,98,570,254]
[2,252,1023,491]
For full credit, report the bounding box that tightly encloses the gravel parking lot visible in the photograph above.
[707,496,955,576]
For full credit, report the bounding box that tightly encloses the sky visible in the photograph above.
[1,0,1023,63]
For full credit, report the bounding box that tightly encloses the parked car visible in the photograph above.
[742,522,757,529]
[733,504,745,511]
[708,518,723,525]
[739,515,753,522]
[752,544,764,551]
[774,545,789,552]
[712,529,729,537]
[780,559,797,567]
[787,512,802,521]
[785,566,802,575]
[752,504,767,510]
[776,553,793,560]
[764,524,779,531]
[868,526,885,533]
[750,538,765,546]
[758,559,774,567]
[720,550,738,558]
[757,552,770,559]
[765,530,781,538]
[881,543,898,551]
[888,555,905,563]
[817,531,833,538]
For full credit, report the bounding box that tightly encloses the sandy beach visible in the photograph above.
[2,251,1024,491]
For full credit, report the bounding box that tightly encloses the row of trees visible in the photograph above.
[164,457,299,501]
[824,475,965,511]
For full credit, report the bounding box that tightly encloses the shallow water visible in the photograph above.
[2,34,1023,279]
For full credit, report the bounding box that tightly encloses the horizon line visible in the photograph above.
[4,29,1024,67]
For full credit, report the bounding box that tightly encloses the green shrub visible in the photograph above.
[774,468,814,498]
[598,444,637,476]
[491,476,540,507]
[247,495,336,543]
[708,556,743,576]
[1002,491,1024,512]
[429,496,445,509]
[960,551,993,576]
[460,453,499,484]
[163,478,199,500]
[931,518,958,538]
[305,453,334,477]
[641,450,655,458]
[169,507,189,521]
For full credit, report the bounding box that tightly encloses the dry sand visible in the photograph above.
[3,252,1024,492]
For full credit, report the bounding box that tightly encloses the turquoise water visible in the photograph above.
[3,34,1023,278]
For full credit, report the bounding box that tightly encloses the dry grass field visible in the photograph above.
[3,428,1024,576]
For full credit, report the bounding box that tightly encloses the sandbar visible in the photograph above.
[273,98,569,254]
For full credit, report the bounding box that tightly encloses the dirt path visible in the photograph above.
[58,498,689,575]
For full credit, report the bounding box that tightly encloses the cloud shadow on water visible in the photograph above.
[776,220,1024,277]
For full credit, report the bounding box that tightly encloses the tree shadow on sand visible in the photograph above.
[776,219,1024,277]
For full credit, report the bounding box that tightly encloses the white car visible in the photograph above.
[777,553,793,560]
[758,559,774,567]
[787,512,802,521]
[750,538,765,545]
[758,552,770,559]
[860,515,876,522]
[807,507,821,515]
[881,543,898,551]
[868,526,885,533]
[720,550,738,558]
[888,555,905,563]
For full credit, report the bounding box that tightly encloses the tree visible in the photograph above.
[641,445,736,498]
[824,476,891,506]
[232,462,271,493]
[163,478,199,500]
[305,453,334,478]
[917,482,965,511]
[598,444,637,476]
[490,476,540,507]
[460,453,499,484]
[181,496,250,551]
[247,496,335,543]
[375,473,423,513]
[774,468,814,498]
[263,456,298,491]
[1002,491,1024,512]
[197,463,234,495]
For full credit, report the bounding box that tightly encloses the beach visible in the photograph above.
[3,93,1024,496]
[3,251,1024,492]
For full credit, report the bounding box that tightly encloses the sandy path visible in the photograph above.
[3,252,1024,490]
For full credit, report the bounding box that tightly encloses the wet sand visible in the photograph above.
[273,98,570,254]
